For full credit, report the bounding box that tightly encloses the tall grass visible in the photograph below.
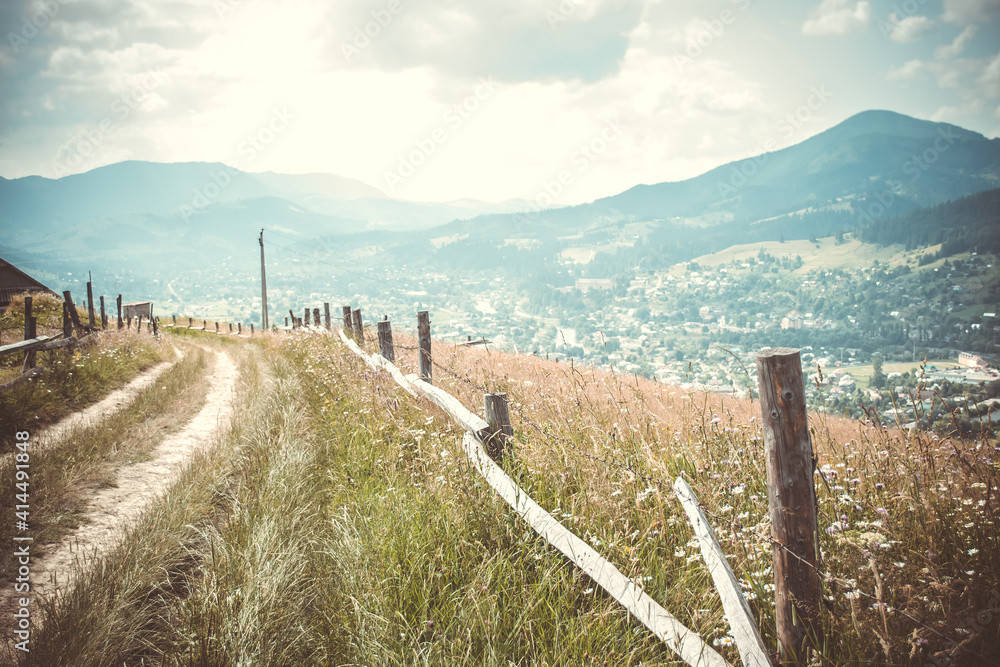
[0,327,170,449]
[0,345,210,581]
[17,329,998,666]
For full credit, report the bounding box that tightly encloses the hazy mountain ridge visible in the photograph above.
[1,110,998,284]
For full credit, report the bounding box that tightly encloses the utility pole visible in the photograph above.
[259,229,269,330]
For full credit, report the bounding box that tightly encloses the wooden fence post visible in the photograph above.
[324,303,331,330]
[172,315,177,326]
[117,295,124,329]
[151,317,158,336]
[284,316,289,328]
[250,323,254,335]
[342,306,352,335]
[238,322,242,335]
[188,317,193,328]
[202,319,207,331]
[483,393,512,464]
[99,296,107,329]
[377,320,394,362]
[229,322,233,333]
[215,322,219,333]
[417,310,432,383]
[755,347,823,663]
[313,308,320,328]
[86,281,96,327]
[64,291,82,331]
[352,308,364,344]
[137,315,143,332]
[23,297,35,369]
[304,308,311,327]
[63,301,72,339]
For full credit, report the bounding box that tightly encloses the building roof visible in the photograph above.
[0,257,58,312]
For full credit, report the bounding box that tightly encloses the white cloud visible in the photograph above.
[935,26,977,59]
[887,59,924,80]
[888,14,935,42]
[942,0,1000,23]
[802,0,872,35]
[979,52,1000,97]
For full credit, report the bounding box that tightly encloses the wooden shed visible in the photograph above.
[0,257,58,313]
[123,301,154,320]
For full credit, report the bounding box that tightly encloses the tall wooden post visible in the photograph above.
[324,303,331,330]
[755,347,822,663]
[313,308,321,329]
[342,306,352,335]
[288,310,295,329]
[23,297,35,369]
[63,301,72,339]
[483,393,513,464]
[86,281,96,327]
[351,309,363,343]
[259,230,269,329]
[377,320,395,362]
[100,296,107,329]
[417,311,432,383]
[116,295,123,329]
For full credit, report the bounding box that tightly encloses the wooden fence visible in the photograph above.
[294,305,802,667]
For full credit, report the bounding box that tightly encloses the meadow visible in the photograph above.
[2,321,995,665]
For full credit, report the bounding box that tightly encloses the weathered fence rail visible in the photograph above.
[334,324,761,667]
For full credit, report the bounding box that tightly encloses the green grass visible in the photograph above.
[0,345,209,580]
[841,359,961,385]
[16,330,999,666]
[0,329,170,451]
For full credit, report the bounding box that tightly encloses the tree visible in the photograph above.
[870,355,886,389]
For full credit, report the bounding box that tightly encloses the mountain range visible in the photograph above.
[1,109,998,283]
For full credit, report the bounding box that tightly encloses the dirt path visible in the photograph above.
[16,349,238,611]
[34,351,183,451]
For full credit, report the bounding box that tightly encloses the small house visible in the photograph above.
[0,257,57,313]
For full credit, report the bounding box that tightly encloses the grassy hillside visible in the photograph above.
[7,326,998,666]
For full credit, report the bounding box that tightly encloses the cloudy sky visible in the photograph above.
[1,0,998,204]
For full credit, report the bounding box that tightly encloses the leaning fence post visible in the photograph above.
[64,291,82,331]
[100,296,107,329]
[116,294,123,329]
[23,296,35,369]
[417,310,432,383]
[342,306,353,336]
[86,281,96,327]
[324,302,331,330]
[755,347,823,663]
[483,393,512,464]
[63,301,72,339]
[377,320,394,362]
[352,308,364,344]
